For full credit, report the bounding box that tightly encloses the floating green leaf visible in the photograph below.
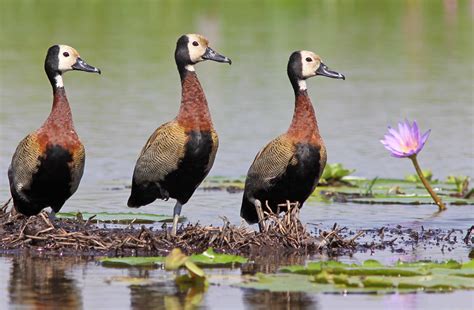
[190,248,248,266]
[101,256,165,267]
[201,176,245,191]
[237,259,474,293]
[100,248,247,268]
[320,163,355,185]
[462,260,474,269]
[56,211,183,224]
[406,170,433,182]
[347,196,473,205]
[165,248,206,280]
[204,175,473,206]
[395,259,461,269]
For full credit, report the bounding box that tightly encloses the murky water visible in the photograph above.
[1,0,473,309]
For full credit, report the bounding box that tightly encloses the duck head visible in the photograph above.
[44,45,101,90]
[287,50,344,93]
[175,34,231,74]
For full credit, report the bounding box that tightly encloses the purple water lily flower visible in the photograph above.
[380,119,445,211]
[381,120,431,158]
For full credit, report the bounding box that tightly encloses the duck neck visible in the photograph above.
[176,69,213,131]
[287,89,320,142]
[46,66,64,92]
[44,86,74,130]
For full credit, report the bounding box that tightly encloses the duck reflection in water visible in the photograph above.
[243,290,318,310]
[130,282,205,310]
[8,255,82,308]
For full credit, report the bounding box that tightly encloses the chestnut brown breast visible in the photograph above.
[128,71,218,207]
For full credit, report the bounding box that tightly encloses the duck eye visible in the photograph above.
[192,41,199,47]
[305,57,312,62]
[63,52,70,57]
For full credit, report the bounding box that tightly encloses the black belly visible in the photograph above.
[241,143,322,224]
[163,130,214,204]
[15,145,76,215]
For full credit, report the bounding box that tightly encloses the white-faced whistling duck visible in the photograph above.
[127,34,231,236]
[240,51,345,231]
[8,45,101,217]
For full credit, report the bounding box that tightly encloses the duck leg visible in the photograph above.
[254,199,266,233]
[171,201,183,236]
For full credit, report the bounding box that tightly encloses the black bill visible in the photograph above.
[72,58,101,74]
[316,62,345,80]
[202,47,232,65]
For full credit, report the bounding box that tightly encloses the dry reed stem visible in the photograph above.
[0,200,362,256]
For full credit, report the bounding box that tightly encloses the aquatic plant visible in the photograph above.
[381,120,446,211]
[447,175,470,197]
[101,248,248,267]
[405,170,433,183]
[165,248,206,281]
[320,163,355,185]
[237,259,474,293]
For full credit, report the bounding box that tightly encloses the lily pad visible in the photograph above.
[201,176,245,191]
[320,163,355,185]
[100,248,247,268]
[237,259,474,293]
[347,196,474,205]
[203,174,473,206]
[56,212,183,224]
[165,248,206,281]
[189,248,248,266]
[101,256,165,267]
[281,261,426,277]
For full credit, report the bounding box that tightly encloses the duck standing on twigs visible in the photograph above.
[8,45,101,217]
[127,34,231,236]
[240,51,345,231]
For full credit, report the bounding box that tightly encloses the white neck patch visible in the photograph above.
[298,79,307,91]
[185,64,195,72]
[54,74,64,88]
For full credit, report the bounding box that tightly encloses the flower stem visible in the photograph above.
[410,155,446,211]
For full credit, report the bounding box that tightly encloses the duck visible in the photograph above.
[127,34,231,236]
[8,45,101,217]
[240,50,345,231]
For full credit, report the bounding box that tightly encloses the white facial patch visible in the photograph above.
[57,45,79,72]
[300,50,320,79]
[186,34,207,63]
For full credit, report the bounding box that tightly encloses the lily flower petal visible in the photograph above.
[381,120,430,158]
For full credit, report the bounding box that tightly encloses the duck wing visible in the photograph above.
[8,134,41,201]
[132,121,188,184]
[244,135,296,193]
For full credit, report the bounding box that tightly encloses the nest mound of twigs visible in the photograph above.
[0,201,362,257]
